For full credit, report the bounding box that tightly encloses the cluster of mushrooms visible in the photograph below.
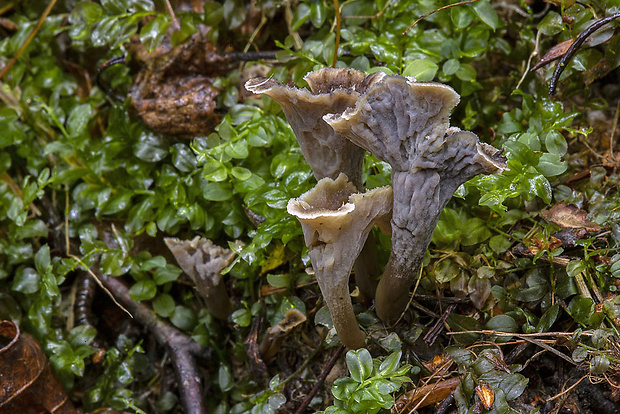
[245,68,507,349]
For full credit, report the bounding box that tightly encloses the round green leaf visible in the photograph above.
[403,59,438,81]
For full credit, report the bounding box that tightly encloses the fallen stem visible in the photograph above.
[97,271,210,414]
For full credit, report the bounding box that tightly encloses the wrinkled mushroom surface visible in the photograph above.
[244,68,383,189]
[246,68,387,300]
[288,174,392,349]
[325,76,506,323]
[164,236,236,320]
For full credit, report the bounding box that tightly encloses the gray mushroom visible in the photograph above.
[164,236,236,321]
[325,76,507,323]
[287,173,392,349]
[245,68,387,300]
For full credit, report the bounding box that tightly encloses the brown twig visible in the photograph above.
[0,0,59,81]
[295,345,345,414]
[332,0,341,67]
[549,12,620,95]
[402,0,478,35]
[97,271,210,414]
[163,0,180,30]
[423,303,456,346]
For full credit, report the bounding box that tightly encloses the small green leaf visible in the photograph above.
[442,59,460,76]
[566,260,586,278]
[473,0,500,29]
[231,308,251,327]
[202,182,233,201]
[230,166,252,181]
[403,59,438,81]
[153,265,181,285]
[12,267,40,294]
[266,273,289,288]
[140,14,170,53]
[538,11,563,35]
[152,293,175,317]
[170,305,197,330]
[346,349,374,382]
[34,245,51,274]
[544,131,568,156]
[378,351,402,376]
[537,303,559,332]
[537,153,567,177]
[129,279,157,301]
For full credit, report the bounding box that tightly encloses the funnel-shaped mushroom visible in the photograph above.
[245,68,386,300]
[288,173,392,349]
[325,76,507,323]
[245,68,383,188]
[165,236,236,320]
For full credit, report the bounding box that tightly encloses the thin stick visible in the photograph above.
[549,12,620,95]
[0,0,59,81]
[546,376,587,402]
[516,30,541,90]
[332,0,341,67]
[163,0,180,30]
[295,345,345,414]
[402,0,478,35]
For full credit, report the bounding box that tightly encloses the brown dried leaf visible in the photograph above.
[475,382,495,410]
[532,38,575,71]
[540,203,602,232]
[394,377,461,411]
[0,321,77,414]
[130,31,230,137]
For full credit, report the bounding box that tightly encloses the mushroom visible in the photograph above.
[164,236,236,320]
[259,309,307,361]
[324,76,507,323]
[245,68,386,300]
[287,173,392,349]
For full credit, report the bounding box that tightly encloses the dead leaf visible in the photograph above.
[540,203,602,232]
[532,38,575,71]
[394,377,461,411]
[475,381,495,410]
[0,320,77,414]
[129,31,230,137]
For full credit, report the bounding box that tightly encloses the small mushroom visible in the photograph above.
[325,76,506,323]
[287,173,392,349]
[164,236,235,320]
[245,68,386,300]
[258,309,307,361]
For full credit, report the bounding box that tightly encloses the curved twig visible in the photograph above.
[96,55,127,102]
[549,12,620,95]
[97,272,210,414]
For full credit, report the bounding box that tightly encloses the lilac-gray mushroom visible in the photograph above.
[324,76,507,323]
[164,236,236,321]
[287,173,392,349]
[245,68,386,299]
